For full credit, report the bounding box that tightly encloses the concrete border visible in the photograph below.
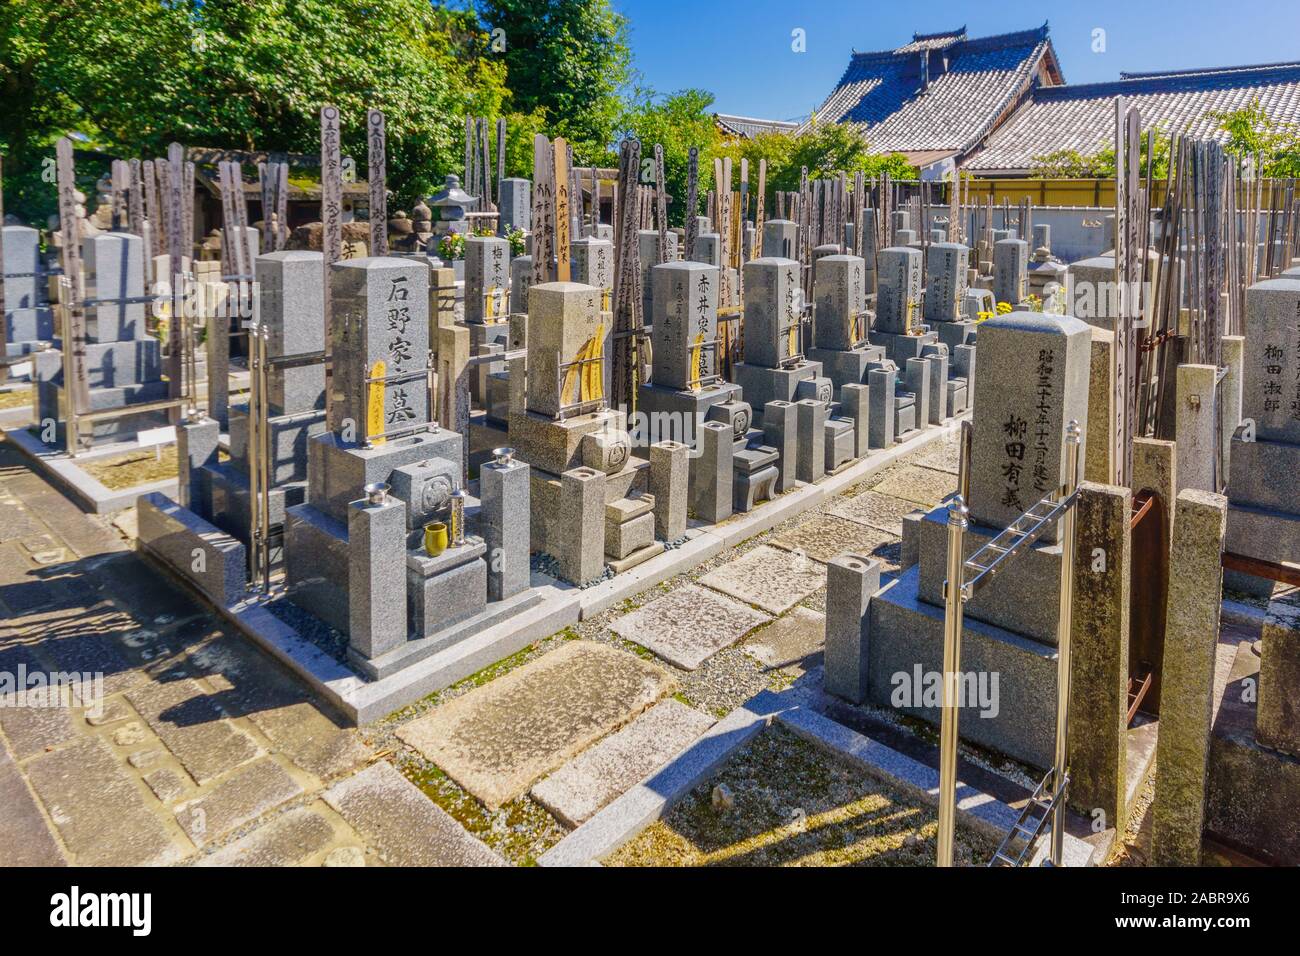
[539,683,1097,867]
[3,424,177,513]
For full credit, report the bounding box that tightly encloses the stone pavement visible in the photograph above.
[0,436,501,867]
[0,426,960,866]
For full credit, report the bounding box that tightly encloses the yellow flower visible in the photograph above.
[996,301,1013,314]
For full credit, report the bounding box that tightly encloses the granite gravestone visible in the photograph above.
[968,311,1091,540]
[993,237,1029,307]
[464,236,510,323]
[923,242,970,324]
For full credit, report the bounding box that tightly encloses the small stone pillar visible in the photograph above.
[481,454,530,601]
[177,416,219,512]
[347,490,408,661]
[904,356,930,430]
[1219,334,1244,479]
[649,440,689,542]
[206,309,231,429]
[558,466,606,585]
[1258,601,1300,756]
[922,345,948,424]
[1085,328,1116,484]
[867,367,895,449]
[689,421,733,524]
[1068,481,1132,832]
[824,554,881,703]
[1150,488,1227,866]
[840,383,871,458]
[1175,363,1219,493]
[763,400,799,492]
[795,399,827,483]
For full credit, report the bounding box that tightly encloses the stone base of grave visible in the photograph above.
[1224,503,1300,597]
[36,380,172,443]
[867,565,1059,768]
[228,404,327,485]
[136,492,248,607]
[508,408,622,477]
[306,428,464,525]
[936,320,977,349]
[849,501,1066,769]
[825,418,855,472]
[6,306,55,346]
[732,361,822,424]
[406,536,488,636]
[350,586,545,681]
[528,457,650,557]
[1205,636,1300,865]
[806,345,887,399]
[893,394,919,443]
[946,379,969,415]
[284,503,352,632]
[201,462,307,571]
[485,371,511,425]
[869,328,938,364]
[636,381,741,448]
[608,540,665,575]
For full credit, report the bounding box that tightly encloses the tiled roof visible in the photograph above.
[809,24,1058,156]
[713,113,801,139]
[965,61,1300,172]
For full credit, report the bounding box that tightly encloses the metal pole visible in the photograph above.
[257,322,272,594]
[936,494,969,867]
[1050,420,1082,866]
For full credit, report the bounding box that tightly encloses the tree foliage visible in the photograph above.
[1211,99,1300,177]
[617,88,721,225]
[476,0,631,166]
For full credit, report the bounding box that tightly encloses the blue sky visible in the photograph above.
[610,0,1300,121]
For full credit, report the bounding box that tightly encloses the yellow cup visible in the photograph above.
[424,522,449,556]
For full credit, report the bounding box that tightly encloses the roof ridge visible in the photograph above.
[1119,60,1300,80]
[1034,61,1300,101]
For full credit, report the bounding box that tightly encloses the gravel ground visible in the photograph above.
[606,724,998,867]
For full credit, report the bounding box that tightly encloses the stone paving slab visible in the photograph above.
[531,699,715,828]
[175,757,305,847]
[868,464,957,508]
[698,544,826,614]
[398,641,674,808]
[323,761,506,866]
[126,677,263,785]
[0,737,66,865]
[770,513,900,564]
[742,607,827,675]
[609,583,770,670]
[24,736,182,866]
[194,805,338,867]
[907,433,961,474]
[825,489,926,537]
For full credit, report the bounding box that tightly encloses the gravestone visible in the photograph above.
[3,225,54,362]
[807,254,886,400]
[571,237,614,306]
[869,246,936,364]
[1225,277,1300,596]
[969,312,1091,539]
[499,178,531,234]
[35,230,168,444]
[993,238,1029,307]
[464,236,510,324]
[922,242,969,324]
[761,220,798,259]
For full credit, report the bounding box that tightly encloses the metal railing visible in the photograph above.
[935,418,1082,868]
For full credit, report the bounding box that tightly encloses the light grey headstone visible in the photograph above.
[571,237,614,297]
[510,254,533,314]
[874,247,922,334]
[84,232,147,342]
[329,257,430,440]
[968,312,1091,538]
[499,178,531,234]
[761,220,798,259]
[923,242,969,324]
[464,236,510,323]
[1242,277,1300,444]
[652,261,718,391]
[813,254,868,351]
[691,233,721,267]
[741,257,801,369]
[993,238,1029,306]
[257,250,326,416]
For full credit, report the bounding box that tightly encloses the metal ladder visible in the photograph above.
[989,768,1068,867]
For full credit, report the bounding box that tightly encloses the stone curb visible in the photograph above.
[4,424,178,513]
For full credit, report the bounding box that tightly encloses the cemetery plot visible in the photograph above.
[605,725,999,867]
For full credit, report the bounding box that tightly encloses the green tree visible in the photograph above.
[1,0,541,222]
[1212,100,1300,177]
[617,88,721,226]
[476,0,631,165]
